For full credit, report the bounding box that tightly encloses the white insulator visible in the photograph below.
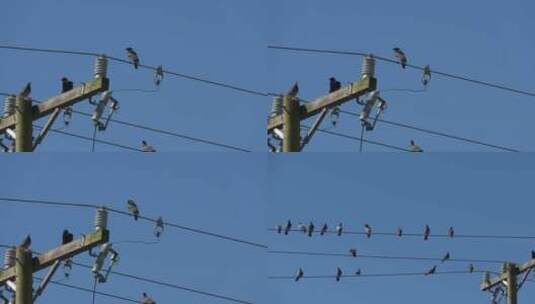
[3,95,15,118]
[3,247,15,269]
[94,207,108,231]
[94,55,108,79]
[270,96,283,118]
[361,55,376,79]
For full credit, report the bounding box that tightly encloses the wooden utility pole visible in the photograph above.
[15,247,33,304]
[282,95,300,152]
[15,94,33,152]
[481,259,535,304]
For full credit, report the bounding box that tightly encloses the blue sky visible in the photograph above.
[1,1,535,151]
[0,154,267,304]
[267,154,535,303]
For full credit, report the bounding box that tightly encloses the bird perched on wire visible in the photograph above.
[448,226,455,238]
[349,248,357,257]
[531,250,535,259]
[336,267,343,282]
[20,82,31,98]
[284,220,292,235]
[355,269,361,276]
[154,216,164,239]
[20,234,31,250]
[396,227,403,237]
[141,292,156,304]
[277,224,282,234]
[329,77,342,93]
[307,222,314,237]
[468,264,475,273]
[295,267,304,282]
[320,223,328,236]
[62,229,74,245]
[425,265,437,276]
[364,224,372,238]
[297,222,307,234]
[409,140,424,152]
[336,222,343,236]
[422,65,432,87]
[154,65,164,86]
[393,47,408,69]
[61,77,74,93]
[126,199,140,221]
[141,140,156,152]
[441,252,450,263]
[287,82,299,98]
[424,225,431,240]
[126,47,140,69]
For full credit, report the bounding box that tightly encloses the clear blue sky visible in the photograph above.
[0,154,267,304]
[267,154,535,303]
[1,1,534,151]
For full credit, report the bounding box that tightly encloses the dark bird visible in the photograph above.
[126,47,140,69]
[154,216,164,239]
[336,223,343,236]
[396,227,403,237]
[61,77,74,93]
[284,220,292,235]
[468,264,475,273]
[126,199,140,221]
[20,82,31,98]
[441,252,450,263]
[364,224,372,238]
[62,229,74,245]
[329,77,342,93]
[424,225,431,240]
[155,65,164,86]
[277,225,282,234]
[295,267,304,282]
[409,140,424,152]
[20,234,31,249]
[393,47,408,69]
[349,248,357,257]
[141,292,155,304]
[448,226,455,238]
[425,265,437,276]
[422,65,432,86]
[336,267,343,282]
[355,269,361,276]
[141,140,156,152]
[287,82,299,97]
[531,250,535,259]
[308,222,314,237]
[320,223,328,236]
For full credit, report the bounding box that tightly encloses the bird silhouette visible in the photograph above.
[284,220,292,235]
[425,265,437,275]
[61,77,74,93]
[424,225,431,240]
[20,234,31,249]
[155,65,164,86]
[287,82,299,97]
[20,82,31,98]
[531,250,535,259]
[329,77,342,93]
[422,65,432,86]
[295,267,304,282]
[298,222,307,234]
[308,222,314,237]
[349,248,357,257]
[126,200,140,220]
[364,224,372,238]
[355,269,361,276]
[141,292,155,304]
[141,140,156,152]
[441,252,450,263]
[448,226,455,238]
[336,267,343,281]
[409,140,424,152]
[336,223,343,236]
[277,225,282,234]
[393,48,408,69]
[396,227,403,237]
[468,264,475,273]
[154,216,164,239]
[62,229,74,245]
[126,47,140,69]
[320,223,328,236]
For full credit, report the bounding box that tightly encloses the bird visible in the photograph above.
[298,222,307,234]
[468,264,475,273]
[393,47,408,69]
[61,77,74,93]
[20,82,31,98]
[154,216,164,239]
[141,140,156,152]
[425,265,437,276]
[62,229,74,245]
[329,77,342,93]
[126,199,140,221]
[409,140,424,152]
[287,82,299,97]
[154,65,164,86]
[336,223,343,236]
[424,225,431,240]
[355,269,361,276]
[295,267,304,282]
[308,222,314,237]
[349,248,357,257]
[126,47,140,69]
[320,223,328,236]
[141,292,155,304]
[336,267,343,282]
[20,234,31,249]
[277,225,282,234]
[441,252,450,263]
[396,227,403,237]
[531,250,535,259]
[364,224,372,238]
[448,226,455,238]
[422,65,432,86]
[284,220,292,235]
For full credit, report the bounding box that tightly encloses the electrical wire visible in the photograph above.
[267,45,535,98]
[268,269,488,280]
[0,197,267,249]
[339,110,519,152]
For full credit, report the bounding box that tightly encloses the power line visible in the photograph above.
[267,45,535,98]
[268,269,488,280]
[0,44,270,97]
[0,197,267,249]
[339,110,519,152]
[268,250,507,264]
[269,228,535,241]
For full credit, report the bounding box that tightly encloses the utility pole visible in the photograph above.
[0,55,110,151]
[481,259,535,304]
[267,55,378,152]
[15,247,32,304]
